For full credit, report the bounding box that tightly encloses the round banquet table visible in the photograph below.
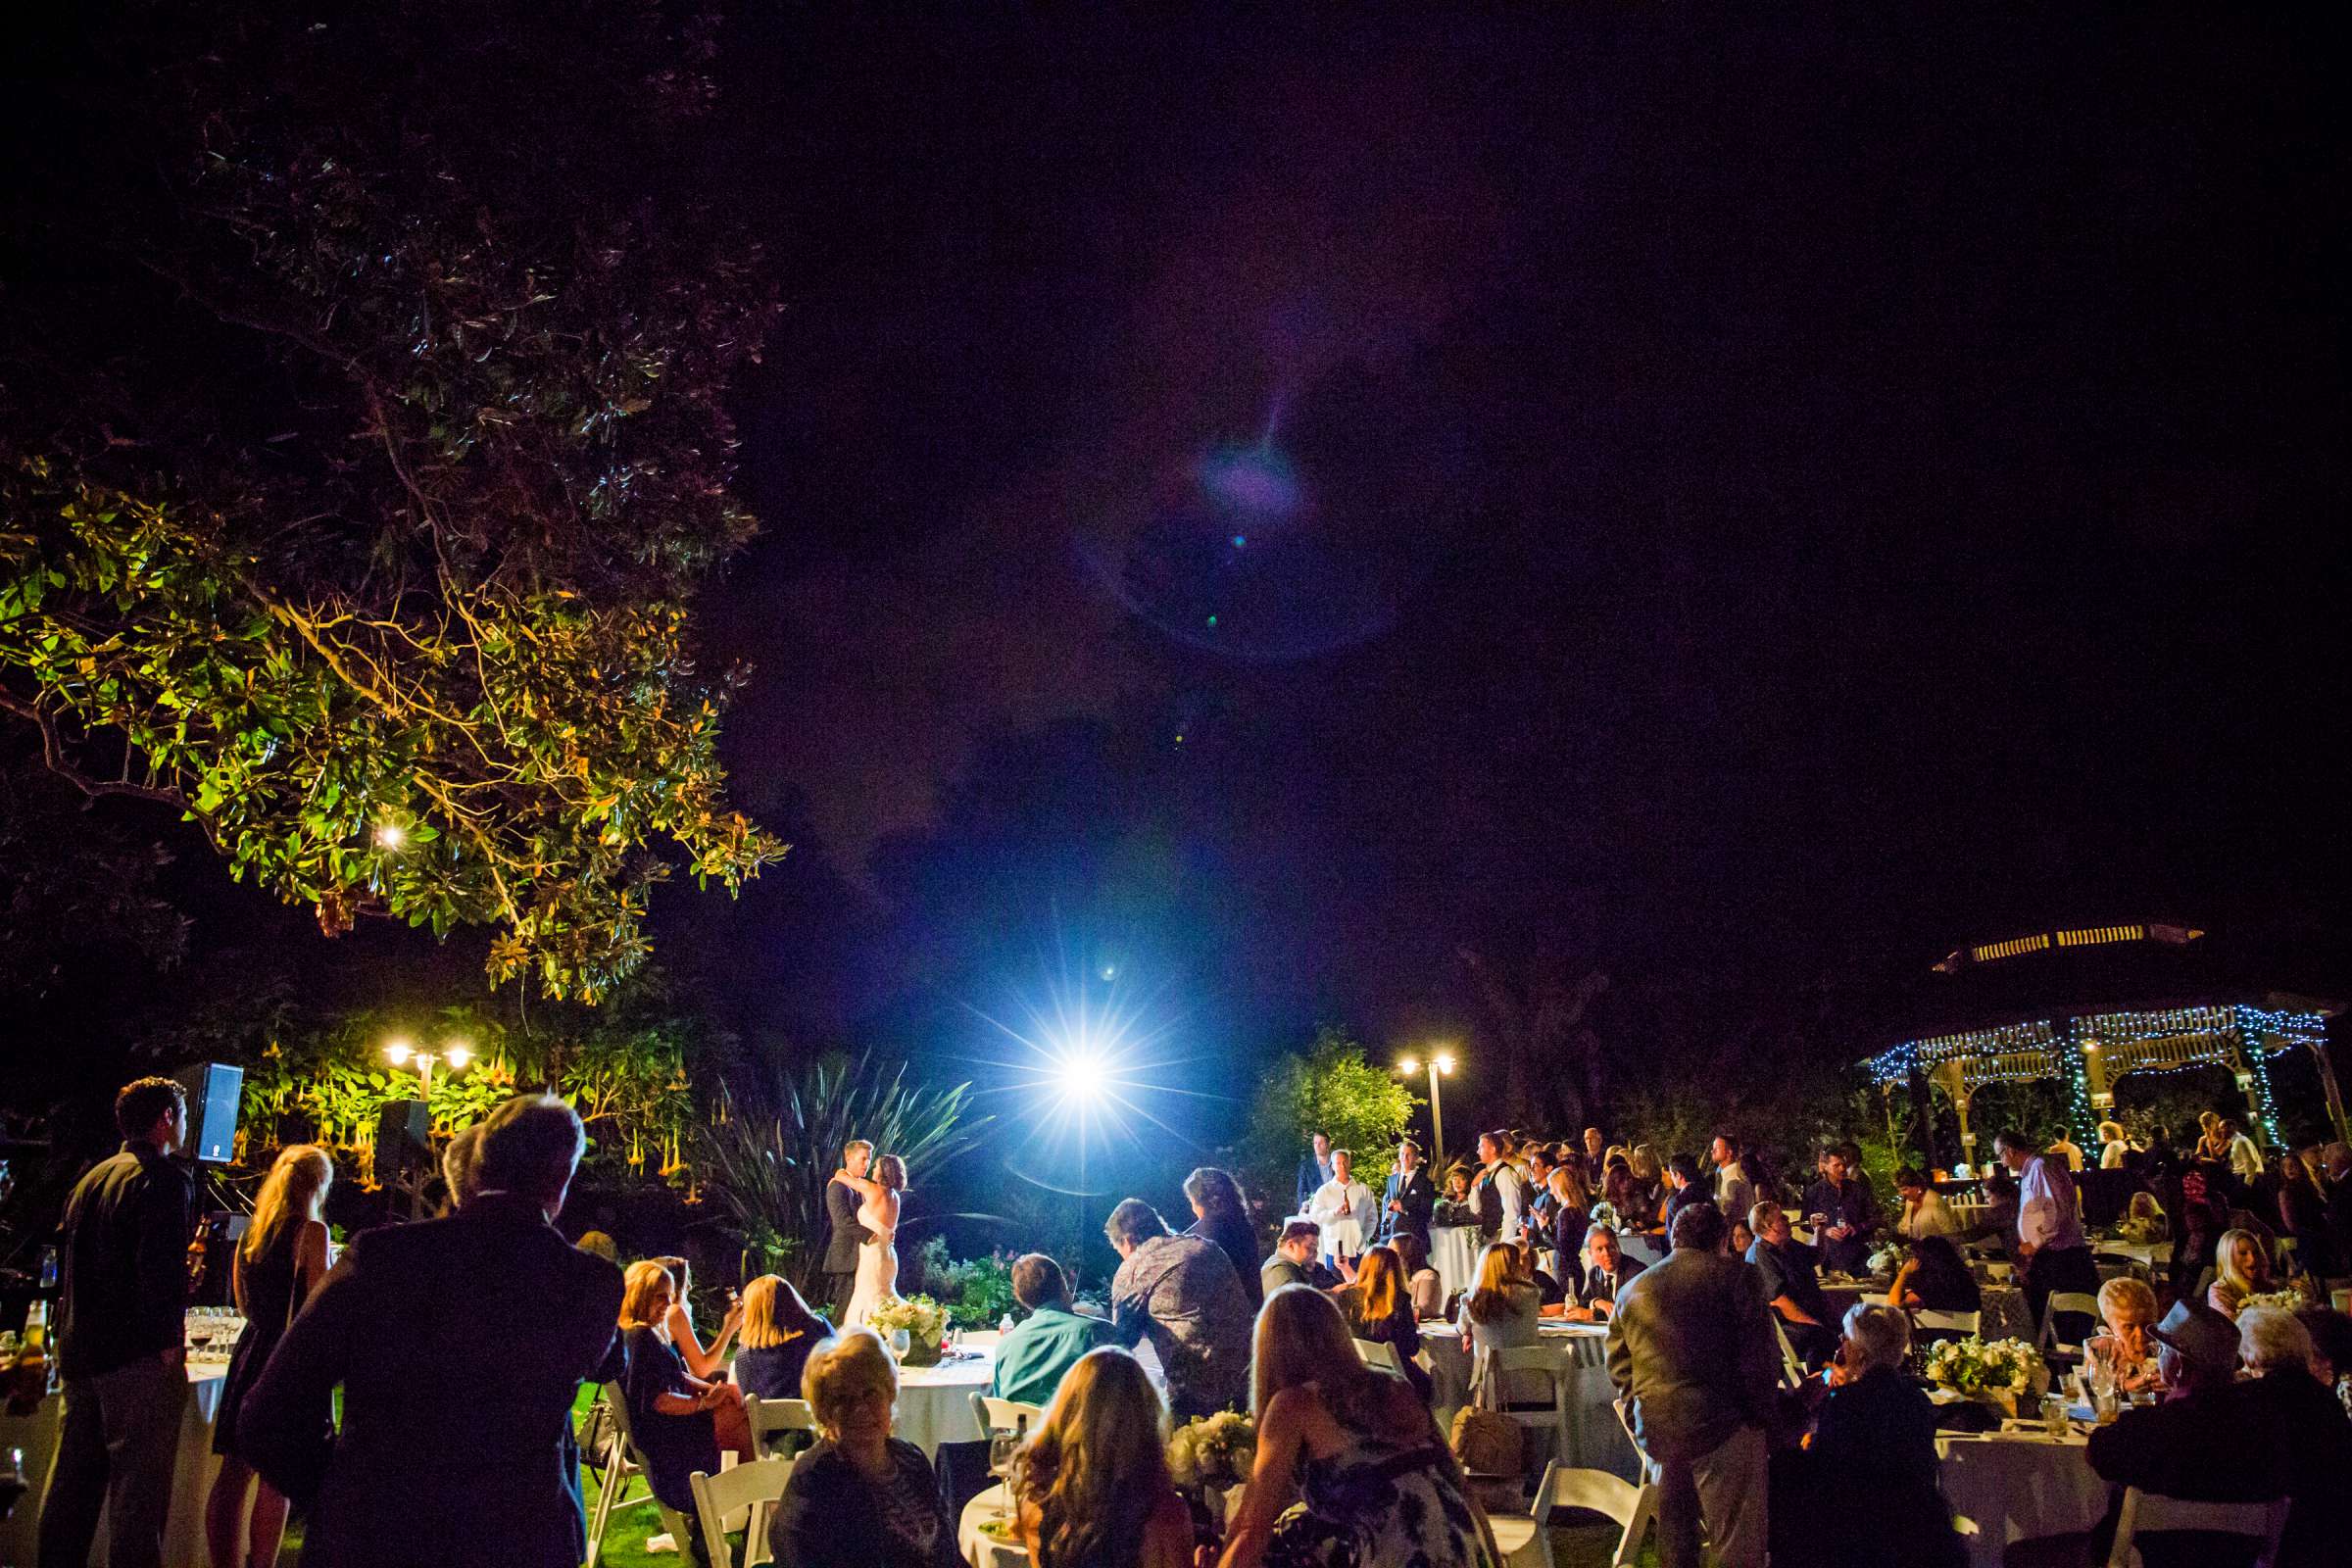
[893,1332,1002,1457]
[1430,1225,1479,1303]
[1817,1281,2034,1343]
[0,1358,227,1568]
[1936,1431,2109,1568]
[1419,1320,1640,1481]
[958,1483,1029,1568]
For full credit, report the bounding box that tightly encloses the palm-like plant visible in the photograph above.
[701,1051,990,1294]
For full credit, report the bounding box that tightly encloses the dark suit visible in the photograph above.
[1380,1167,1436,1250]
[1295,1152,1334,1215]
[823,1176,869,1321]
[239,1192,624,1568]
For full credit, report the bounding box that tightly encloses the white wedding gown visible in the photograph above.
[841,1192,899,1329]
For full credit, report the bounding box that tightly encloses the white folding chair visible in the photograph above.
[1493,1346,1572,1467]
[587,1387,695,1568]
[1911,1307,1981,1339]
[742,1394,818,1458]
[1353,1337,1403,1373]
[2038,1291,2102,1355]
[687,1454,796,1568]
[2104,1487,2289,1568]
[968,1393,1046,1441]
[1494,1458,1660,1568]
[1771,1314,1805,1388]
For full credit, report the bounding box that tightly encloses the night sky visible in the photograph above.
[634,7,2347,1108]
[11,9,2344,1142]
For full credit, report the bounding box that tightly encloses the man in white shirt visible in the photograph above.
[2224,1119,2265,1182]
[1996,1127,2098,1335]
[2046,1134,2085,1172]
[1469,1130,1530,1245]
[1307,1149,1379,1264]
[1709,1133,1753,1223]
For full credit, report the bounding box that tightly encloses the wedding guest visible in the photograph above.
[1433,1164,1477,1227]
[1663,1154,1713,1235]
[2098,1120,2133,1170]
[1729,1217,1755,1255]
[1745,1200,1836,1366]
[1010,1348,1193,1568]
[1336,1246,1430,1400]
[2207,1227,2277,1319]
[1216,1286,1496,1568]
[2046,1131,2085,1173]
[1305,1149,1379,1265]
[1583,1126,1607,1167]
[732,1274,834,1404]
[770,1328,960,1568]
[1524,1143,1559,1237]
[1800,1143,1879,1276]
[1103,1198,1252,1418]
[240,1093,624,1568]
[1886,1235,1980,1316]
[2276,1153,2340,1279]
[1261,1219,1340,1298]
[1546,1163,1593,1297]
[207,1144,333,1568]
[1559,1224,1642,1322]
[1185,1165,1266,1307]
[1379,1138,1437,1253]
[2194,1110,2230,1161]
[574,1230,619,1264]
[40,1076,195,1568]
[1511,1234,1565,1306]
[1768,1305,1963,1568]
[653,1253,742,1380]
[1628,1146,1669,1229]
[2292,1305,2352,1416]
[2323,1143,2352,1276]
[2087,1276,2162,1396]
[1458,1243,1543,1405]
[990,1253,1115,1408]
[2120,1190,2168,1241]
[1607,1202,1781,1568]
[1953,1166,2020,1262]
[1601,1156,1644,1228]
[2238,1307,2352,1567]
[1467,1130,1531,1246]
[618,1259,754,1541]
[2083,1300,2285,1568]
[1710,1133,1754,1225]
[1889,1168,1956,1239]
[1994,1128,2099,1335]
[2224,1118,2266,1184]
[1295,1133,1336,1216]
[1392,1231,1445,1321]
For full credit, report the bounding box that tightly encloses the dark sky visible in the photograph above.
[636,4,2345,1098]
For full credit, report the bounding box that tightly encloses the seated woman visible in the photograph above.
[656,1253,744,1379]
[1216,1287,1500,1568]
[1510,1236,1564,1307]
[1457,1242,1543,1408]
[2118,1190,2168,1243]
[2087,1276,2162,1396]
[1336,1246,1431,1401]
[1770,1305,1964,1568]
[769,1328,960,1568]
[617,1260,753,1548]
[1392,1231,1446,1322]
[2208,1227,2277,1320]
[1887,1235,1981,1316]
[732,1273,834,1405]
[1010,1348,1194,1568]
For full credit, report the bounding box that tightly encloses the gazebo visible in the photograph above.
[1857,922,2346,1169]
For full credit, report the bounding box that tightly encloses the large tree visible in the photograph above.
[0,1,784,998]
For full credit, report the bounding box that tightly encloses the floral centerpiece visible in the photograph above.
[2239,1287,2312,1313]
[1865,1243,1905,1280]
[2116,1215,2165,1245]
[1167,1410,1256,1494]
[867,1295,952,1366]
[1923,1336,2048,1415]
[1586,1200,1622,1233]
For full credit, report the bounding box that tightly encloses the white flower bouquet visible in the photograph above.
[1866,1243,1905,1279]
[1167,1410,1256,1491]
[1923,1336,2048,1406]
[2239,1287,2310,1313]
[2116,1216,2165,1245]
[1586,1201,1622,1233]
[868,1294,952,1362]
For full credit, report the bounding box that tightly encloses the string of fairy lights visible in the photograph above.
[1861,1002,2325,1147]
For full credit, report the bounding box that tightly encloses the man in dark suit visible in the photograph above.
[822,1138,873,1321]
[1607,1201,1781,1568]
[1294,1132,1335,1216]
[239,1094,624,1568]
[38,1076,194,1568]
[1380,1138,1436,1250]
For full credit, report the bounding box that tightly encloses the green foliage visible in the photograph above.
[699,1052,991,1297]
[908,1236,1019,1328]
[0,1,785,1001]
[0,753,189,999]
[1244,1025,1420,1201]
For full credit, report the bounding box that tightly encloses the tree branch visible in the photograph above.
[0,690,188,808]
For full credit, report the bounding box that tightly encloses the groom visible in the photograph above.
[823,1138,873,1322]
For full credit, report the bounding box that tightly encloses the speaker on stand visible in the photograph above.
[374,1100,433,1218]
[171,1061,246,1304]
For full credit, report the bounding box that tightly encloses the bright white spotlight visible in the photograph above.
[382,1039,413,1066]
[374,822,407,851]
[1058,1051,1108,1105]
[1396,1056,1419,1076]
[444,1042,472,1070]
[1435,1052,1456,1075]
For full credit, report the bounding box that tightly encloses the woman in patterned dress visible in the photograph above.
[1216,1285,1499,1568]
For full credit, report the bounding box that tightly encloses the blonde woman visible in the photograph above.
[1009,1347,1192,1568]
[207,1145,333,1568]
[2207,1227,2276,1319]
[2097,1120,2132,1170]
[1457,1242,1541,1406]
[836,1152,906,1329]
[733,1273,835,1403]
[616,1259,752,1521]
[1217,1285,1497,1568]
[654,1252,743,1379]
[769,1328,960,1568]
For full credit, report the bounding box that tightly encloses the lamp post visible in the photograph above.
[382,1037,474,1102]
[1395,1050,1455,1172]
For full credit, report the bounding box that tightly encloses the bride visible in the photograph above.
[835,1153,905,1329]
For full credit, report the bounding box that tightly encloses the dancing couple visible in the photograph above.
[822,1137,908,1328]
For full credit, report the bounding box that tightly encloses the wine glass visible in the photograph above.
[889,1328,910,1361]
[990,1429,1021,1520]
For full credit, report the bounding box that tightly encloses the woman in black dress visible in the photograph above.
[207,1143,333,1568]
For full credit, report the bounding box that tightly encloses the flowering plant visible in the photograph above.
[867,1295,951,1343]
[1586,1201,1622,1233]
[2239,1287,2310,1313]
[1923,1336,2047,1398]
[1167,1410,1256,1490]
[1866,1243,1905,1279]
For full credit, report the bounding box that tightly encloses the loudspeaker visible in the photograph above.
[171,1060,244,1165]
[373,1100,431,1186]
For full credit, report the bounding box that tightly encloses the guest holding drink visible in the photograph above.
[206,1144,333,1568]
[617,1259,753,1539]
[2086,1277,2162,1396]
[1558,1226,1642,1321]
[1009,1348,1193,1568]
[1801,1142,1879,1276]
[654,1253,742,1379]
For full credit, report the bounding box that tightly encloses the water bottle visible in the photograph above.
[999,1313,1015,1336]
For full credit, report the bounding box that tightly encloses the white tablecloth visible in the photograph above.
[1420,1322,1639,1481]
[894,1334,1001,1457]
[1936,1433,2108,1568]
[1818,1283,2034,1343]
[0,1362,226,1568]
[958,1483,1028,1568]
[1431,1227,1479,1303]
